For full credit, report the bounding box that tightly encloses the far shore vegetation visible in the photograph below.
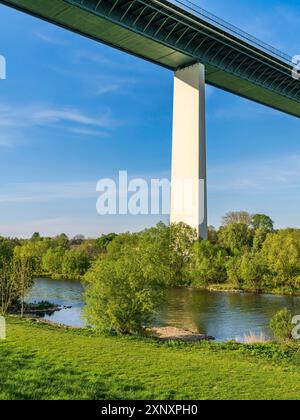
[1,211,299,293]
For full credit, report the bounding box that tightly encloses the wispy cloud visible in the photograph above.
[69,127,108,138]
[34,31,69,46]
[209,154,300,194]
[74,50,113,67]
[0,103,118,137]
[0,181,97,204]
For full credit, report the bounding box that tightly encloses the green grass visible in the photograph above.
[1,317,300,400]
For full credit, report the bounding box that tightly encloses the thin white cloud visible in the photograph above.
[0,181,97,204]
[209,154,300,194]
[34,31,69,46]
[69,127,108,137]
[0,103,117,130]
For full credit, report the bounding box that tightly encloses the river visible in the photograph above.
[26,278,300,341]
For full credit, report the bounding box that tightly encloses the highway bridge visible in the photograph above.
[1,0,299,237]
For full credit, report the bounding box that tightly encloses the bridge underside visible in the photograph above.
[1,0,300,118]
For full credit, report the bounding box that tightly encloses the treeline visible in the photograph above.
[1,211,300,294]
[0,232,117,281]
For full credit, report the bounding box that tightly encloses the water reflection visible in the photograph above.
[26,279,300,341]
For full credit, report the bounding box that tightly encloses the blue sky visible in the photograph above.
[0,0,300,238]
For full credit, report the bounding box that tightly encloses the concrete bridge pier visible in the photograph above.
[170,63,208,239]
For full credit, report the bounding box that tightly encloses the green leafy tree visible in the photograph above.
[261,231,300,290]
[31,232,41,241]
[42,247,65,276]
[238,252,266,291]
[84,238,166,335]
[251,214,274,232]
[219,223,253,255]
[14,240,51,275]
[12,255,34,317]
[185,241,227,286]
[96,233,118,253]
[253,227,269,251]
[0,258,16,315]
[52,233,69,250]
[62,248,91,279]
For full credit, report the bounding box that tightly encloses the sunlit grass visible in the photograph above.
[0,317,300,400]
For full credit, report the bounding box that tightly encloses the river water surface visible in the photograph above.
[26,278,300,341]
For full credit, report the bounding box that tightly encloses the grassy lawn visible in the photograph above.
[0,317,300,400]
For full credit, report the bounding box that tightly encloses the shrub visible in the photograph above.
[84,239,167,335]
[270,308,293,343]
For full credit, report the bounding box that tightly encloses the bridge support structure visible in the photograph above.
[170,63,208,239]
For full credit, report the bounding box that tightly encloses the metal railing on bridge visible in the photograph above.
[167,0,293,66]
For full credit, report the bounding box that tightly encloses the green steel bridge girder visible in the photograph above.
[1,0,300,118]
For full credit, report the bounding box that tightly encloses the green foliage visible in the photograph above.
[95,233,118,253]
[0,253,34,316]
[270,308,294,343]
[237,252,266,291]
[251,214,274,232]
[0,211,300,309]
[261,231,300,290]
[219,223,253,255]
[62,248,91,280]
[84,239,166,335]
[0,237,18,267]
[13,240,51,275]
[240,342,293,361]
[42,247,65,276]
[185,240,227,286]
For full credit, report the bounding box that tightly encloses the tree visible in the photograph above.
[261,230,300,290]
[53,233,69,250]
[12,255,34,317]
[31,232,41,241]
[219,223,253,255]
[253,227,269,251]
[222,211,253,227]
[0,237,16,264]
[84,240,166,335]
[185,241,227,286]
[95,233,118,253]
[42,247,65,276]
[251,214,274,232]
[70,235,85,246]
[238,252,266,291]
[62,248,91,279]
[14,240,51,275]
[208,226,218,245]
[0,258,16,315]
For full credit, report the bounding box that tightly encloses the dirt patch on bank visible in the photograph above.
[148,327,215,343]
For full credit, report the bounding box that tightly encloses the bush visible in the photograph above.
[270,309,293,343]
[84,237,167,335]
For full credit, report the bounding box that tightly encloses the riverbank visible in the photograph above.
[1,317,300,400]
[192,283,300,297]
